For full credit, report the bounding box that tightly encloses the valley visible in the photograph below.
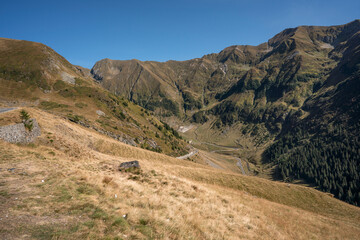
[0,19,359,239]
[90,20,360,205]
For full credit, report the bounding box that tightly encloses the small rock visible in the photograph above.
[115,194,117,198]
[41,180,44,183]
[96,110,105,116]
[118,161,140,171]
[122,214,128,219]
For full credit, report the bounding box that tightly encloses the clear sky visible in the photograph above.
[1,0,359,68]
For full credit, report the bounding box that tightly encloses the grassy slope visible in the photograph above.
[0,37,189,157]
[0,108,359,239]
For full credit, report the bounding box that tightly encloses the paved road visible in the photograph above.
[177,150,199,160]
[205,159,223,169]
[246,160,251,172]
[236,157,246,175]
[198,141,240,150]
[0,108,17,114]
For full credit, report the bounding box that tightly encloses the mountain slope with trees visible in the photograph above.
[91,20,360,205]
[265,28,360,205]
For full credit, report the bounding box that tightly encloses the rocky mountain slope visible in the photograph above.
[265,25,360,205]
[90,20,360,205]
[91,20,359,130]
[0,37,189,156]
[0,23,360,239]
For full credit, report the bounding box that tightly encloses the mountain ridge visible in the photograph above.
[90,19,360,205]
[1,19,360,239]
[0,37,190,156]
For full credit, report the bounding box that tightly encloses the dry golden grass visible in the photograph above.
[0,107,359,239]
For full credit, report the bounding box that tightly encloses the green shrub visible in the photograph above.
[20,110,33,131]
[75,102,87,108]
[39,101,69,110]
[20,110,30,121]
[67,114,82,123]
[53,80,67,91]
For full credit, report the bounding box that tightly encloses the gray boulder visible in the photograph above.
[0,119,41,144]
[119,161,140,171]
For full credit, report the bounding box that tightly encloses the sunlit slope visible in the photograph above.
[0,37,189,156]
[90,20,360,206]
[0,108,359,239]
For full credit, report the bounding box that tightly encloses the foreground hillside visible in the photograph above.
[0,108,360,239]
[0,37,189,156]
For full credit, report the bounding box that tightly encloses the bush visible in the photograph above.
[67,114,82,123]
[75,102,87,108]
[117,111,126,120]
[191,111,209,124]
[39,101,69,110]
[20,110,33,131]
[20,110,30,121]
[53,80,67,91]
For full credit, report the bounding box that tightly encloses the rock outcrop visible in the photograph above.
[0,119,41,143]
[118,161,140,171]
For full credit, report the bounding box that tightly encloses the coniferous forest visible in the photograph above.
[266,121,360,206]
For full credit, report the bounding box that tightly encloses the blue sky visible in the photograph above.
[1,0,359,68]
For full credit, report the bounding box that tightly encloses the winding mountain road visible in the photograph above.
[177,150,199,160]
[177,149,224,169]
[236,157,246,175]
[0,108,17,114]
[205,159,223,169]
